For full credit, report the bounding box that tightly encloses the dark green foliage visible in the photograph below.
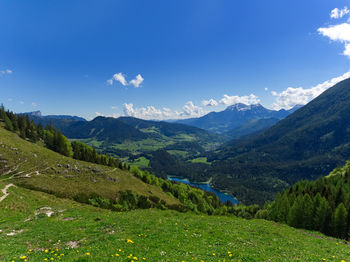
[204,77,350,205]
[1,104,14,131]
[0,105,127,170]
[71,141,122,168]
[334,203,348,239]
[266,160,350,239]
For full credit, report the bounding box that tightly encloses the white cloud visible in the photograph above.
[0,69,12,76]
[272,70,350,110]
[19,101,24,105]
[122,101,207,120]
[107,72,144,88]
[31,102,37,107]
[111,106,118,110]
[318,22,350,58]
[344,43,350,57]
[181,101,205,117]
[264,87,268,91]
[129,74,144,88]
[202,99,218,106]
[219,94,260,106]
[7,98,12,102]
[113,72,127,86]
[330,7,349,19]
[318,23,350,42]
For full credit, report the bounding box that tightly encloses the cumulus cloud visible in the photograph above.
[330,7,349,19]
[113,72,127,86]
[123,103,169,120]
[318,7,350,58]
[0,69,12,76]
[344,43,350,57]
[31,102,37,107]
[107,72,144,88]
[111,106,118,110]
[182,101,205,117]
[122,101,207,120]
[19,101,24,105]
[202,99,218,106]
[318,23,350,42]
[219,94,260,106]
[129,74,144,88]
[272,70,350,110]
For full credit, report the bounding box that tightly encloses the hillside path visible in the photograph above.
[0,184,15,203]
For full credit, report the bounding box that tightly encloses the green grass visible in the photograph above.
[189,157,210,164]
[0,183,349,261]
[111,138,173,153]
[166,150,189,158]
[130,157,150,169]
[1,126,350,261]
[0,127,179,207]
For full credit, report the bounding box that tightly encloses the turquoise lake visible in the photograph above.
[168,176,238,204]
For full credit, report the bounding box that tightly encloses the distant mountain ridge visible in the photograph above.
[176,103,301,134]
[22,110,86,122]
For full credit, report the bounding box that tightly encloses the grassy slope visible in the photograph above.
[0,182,349,261]
[0,127,349,261]
[0,126,179,206]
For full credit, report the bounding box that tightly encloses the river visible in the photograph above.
[168,176,238,204]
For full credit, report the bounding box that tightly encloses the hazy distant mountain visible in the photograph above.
[223,117,280,139]
[23,111,86,122]
[176,103,301,134]
[22,110,42,117]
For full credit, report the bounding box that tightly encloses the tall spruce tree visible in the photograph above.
[334,203,348,239]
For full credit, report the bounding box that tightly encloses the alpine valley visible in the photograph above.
[3,2,350,260]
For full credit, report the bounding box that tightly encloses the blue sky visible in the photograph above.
[1,0,350,120]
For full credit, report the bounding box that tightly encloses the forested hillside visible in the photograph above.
[204,77,350,205]
[264,160,350,240]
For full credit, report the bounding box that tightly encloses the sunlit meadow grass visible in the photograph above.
[0,183,349,262]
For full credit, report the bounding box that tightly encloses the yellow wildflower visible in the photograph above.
[86,252,91,256]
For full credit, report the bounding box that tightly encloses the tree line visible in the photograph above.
[0,104,261,217]
[260,160,350,239]
[0,105,127,170]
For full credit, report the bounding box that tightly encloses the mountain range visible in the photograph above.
[21,78,350,206]
[204,77,350,205]
[176,103,301,134]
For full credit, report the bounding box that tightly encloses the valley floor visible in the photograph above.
[0,182,349,262]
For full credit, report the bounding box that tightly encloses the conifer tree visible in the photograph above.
[334,203,348,239]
